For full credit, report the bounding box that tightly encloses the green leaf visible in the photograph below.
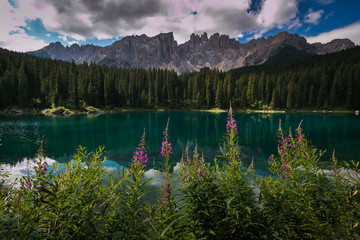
[161,218,178,237]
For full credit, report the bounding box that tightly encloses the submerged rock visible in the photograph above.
[5,109,23,114]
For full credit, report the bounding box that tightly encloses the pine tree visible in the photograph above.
[345,66,353,108]
[147,69,153,106]
[330,67,345,107]
[317,71,329,108]
[68,60,79,107]
[265,76,273,105]
[258,72,266,103]
[17,60,30,107]
[205,73,212,108]
[215,78,223,109]
[286,77,296,109]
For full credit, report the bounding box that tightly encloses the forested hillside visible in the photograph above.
[0,46,359,110]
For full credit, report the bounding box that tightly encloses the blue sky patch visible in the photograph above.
[8,0,18,8]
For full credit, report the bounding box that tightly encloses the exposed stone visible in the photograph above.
[50,108,71,116]
[28,31,356,74]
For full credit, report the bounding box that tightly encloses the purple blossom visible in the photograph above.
[161,140,172,158]
[280,145,285,152]
[132,130,148,168]
[161,119,172,159]
[132,149,148,167]
[298,134,304,143]
[282,162,290,178]
[226,118,238,135]
[226,103,238,135]
[198,165,203,178]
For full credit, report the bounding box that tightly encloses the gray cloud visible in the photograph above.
[206,8,258,35]
[40,0,300,43]
[45,0,167,38]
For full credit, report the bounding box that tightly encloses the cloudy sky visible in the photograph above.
[1,0,360,52]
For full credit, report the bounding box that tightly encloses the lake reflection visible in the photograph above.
[0,112,359,171]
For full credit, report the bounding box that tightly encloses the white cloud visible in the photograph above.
[2,0,300,48]
[0,28,48,52]
[288,17,302,29]
[2,0,327,51]
[0,0,57,52]
[317,0,335,5]
[257,0,298,29]
[306,21,360,45]
[304,8,324,25]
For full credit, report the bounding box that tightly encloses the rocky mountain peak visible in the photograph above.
[28,31,355,73]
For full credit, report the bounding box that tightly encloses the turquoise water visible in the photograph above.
[1,112,360,172]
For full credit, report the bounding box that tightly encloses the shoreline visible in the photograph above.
[0,107,358,116]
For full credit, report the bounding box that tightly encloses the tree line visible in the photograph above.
[0,46,359,110]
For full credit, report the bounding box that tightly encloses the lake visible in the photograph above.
[1,111,360,175]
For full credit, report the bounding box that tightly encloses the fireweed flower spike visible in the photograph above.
[132,129,148,168]
[160,119,173,208]
[221,102,241,164]
[161,119,172,160]
[226,102,238,135]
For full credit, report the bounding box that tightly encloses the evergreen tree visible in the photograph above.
[286,77,296,109]
[147,69,153,106]
[17,60,30,107]
[330,67,345,107]
[215,77,223,108]
[205,73,212,108]
[68,60,79,107]
[317,71,329,108]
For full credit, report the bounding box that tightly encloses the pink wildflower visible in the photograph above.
[226,117,238,135]
[132,129,148,168]
[161,119,172,159]
[226,102,238,135]
[161,140,172,158]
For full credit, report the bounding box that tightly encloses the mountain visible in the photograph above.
[28,31,355,73]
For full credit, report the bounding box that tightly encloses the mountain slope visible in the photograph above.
[28,31,355,73]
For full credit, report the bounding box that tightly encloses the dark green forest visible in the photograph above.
[0,46,360,110]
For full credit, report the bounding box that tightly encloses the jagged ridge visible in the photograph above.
[28,31,355,73]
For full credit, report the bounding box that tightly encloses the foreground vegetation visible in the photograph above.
[0,107,359,239]
[1,46,360,111]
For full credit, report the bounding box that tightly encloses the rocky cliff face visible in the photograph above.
[28,31,355,73]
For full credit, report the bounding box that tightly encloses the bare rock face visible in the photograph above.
[28,31,355,73]
[312,39,355,55]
